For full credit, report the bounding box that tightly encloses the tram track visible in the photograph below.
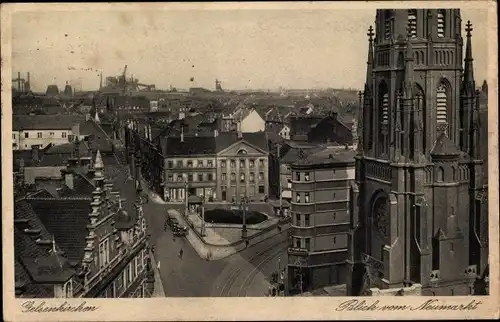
[239,244,288,297]
[218,239,288,297]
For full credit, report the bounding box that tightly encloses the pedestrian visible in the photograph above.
[157,260,161,270]
[245,239,249,249]
[179,248,184,258]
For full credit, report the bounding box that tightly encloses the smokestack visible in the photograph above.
[18,72,21,92]
[27,72,30,91]
[237,122,242,138]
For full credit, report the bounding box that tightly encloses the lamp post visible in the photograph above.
[233,197,249,239]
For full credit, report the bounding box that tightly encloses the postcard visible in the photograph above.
[1,1,498,321]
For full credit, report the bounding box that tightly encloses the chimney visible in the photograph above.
[65,172,74,190]
[237,122,242,138]
[31,145,40,163]
[27,72,31,91]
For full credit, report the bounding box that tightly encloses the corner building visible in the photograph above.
[287,147,356,295]
[351,9,488,296]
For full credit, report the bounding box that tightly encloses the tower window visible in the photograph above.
[437,10,445,38]
[384,12,392,39]
[382,93,389,125]
[436,84,448,124]
[437,167,444,182]
[408,10,417,38]
[432,237,440,270]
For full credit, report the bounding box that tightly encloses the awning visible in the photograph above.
[187,195,202,204]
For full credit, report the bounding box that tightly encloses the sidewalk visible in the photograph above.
[143,182,287,261]
[149,250,166,297]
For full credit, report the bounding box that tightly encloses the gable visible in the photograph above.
[242,110,265,124]
[217,140,267,157]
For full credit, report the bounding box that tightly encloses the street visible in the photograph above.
[142,200,288,297]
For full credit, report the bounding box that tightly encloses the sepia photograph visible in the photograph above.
[1,1,498,321]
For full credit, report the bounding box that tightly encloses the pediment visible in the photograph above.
[218,140,266,156]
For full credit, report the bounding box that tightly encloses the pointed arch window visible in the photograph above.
[384,12,392,39]
[382,93,389,125]
[436,84,448,124]
[437,166,444,182]
[408,10,417,38]
[432,237,440,270]
[437,10,445,38]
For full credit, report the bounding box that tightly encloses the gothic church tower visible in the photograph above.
[351,9,488,296]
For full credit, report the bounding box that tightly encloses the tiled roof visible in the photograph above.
[160,131,269,157]
[292,145,356,166]
[26,198,92,263]
[281,145,325,163]
[13,115,84,131]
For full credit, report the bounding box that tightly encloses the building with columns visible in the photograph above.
[351,9,488,296]
[159,131,269,202]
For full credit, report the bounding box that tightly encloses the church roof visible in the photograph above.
[430,133,460,156]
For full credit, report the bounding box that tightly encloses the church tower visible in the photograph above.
[353,9,488,296]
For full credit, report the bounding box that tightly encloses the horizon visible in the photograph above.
[11,7,489,93]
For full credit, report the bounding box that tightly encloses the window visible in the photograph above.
[49,132,55,136]
[207,160,213,168]
[99,238,110,267]
[295,172,300,181]
[208,174,213,181]
[437,167,444,182]
[168,174,173,182]
[296,193,301,203]
[294,237,301,248]
[128,263,133,283]
[61,132,67,138]
[12,133,16,139]
[37,132,43,138]
[63,279,73,298]
[304,172,310,181]
[230,173,236,182]
[295,213,301,225]
[176,160,183,168]
[249,159,255,167]
[135,256,139,276]
[196,160,202,168]
[436,84,448,124]
[305,238,311,250]
[408,9,417,38]
[240,159,245,168]
[432,237,440,270]
[259,159,265,167]
[304,193,310,203]
[240,173,245,182]
[437,10,445,38]
[334,236,337,244]
[230,160,236,168]
[249,172,255,183]
[384,13,392,39]
[187,161,193,168]
[198,174,203,182]
[221,160,226,168]
[123,270,128,288]
[259,172,264,180]
[25,132,29,138]
[222,173,227,181]
[304,214,310,226]
[258,185,265,194]
[382,93,389,125]
[188,174,193,182]
[168,161,173,168]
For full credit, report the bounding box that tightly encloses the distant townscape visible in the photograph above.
[12,8,489,299]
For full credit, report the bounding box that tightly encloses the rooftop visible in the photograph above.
[13,115,84,131]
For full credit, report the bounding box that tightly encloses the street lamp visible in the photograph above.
[233,197,249,239]
[184,176,189,217]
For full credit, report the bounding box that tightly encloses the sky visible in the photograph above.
[10,5,490,92]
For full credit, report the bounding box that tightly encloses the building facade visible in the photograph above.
[13,115,83,150]
[160,132,269,202]
[287,147,356,295]
[14,150,155,298]
[352,9,488,296]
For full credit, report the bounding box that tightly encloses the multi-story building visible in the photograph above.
[159,131,269,202]
[12,115,84,150]
[14,149,155,298]
[352,9,488,296]
[287,146,356,295]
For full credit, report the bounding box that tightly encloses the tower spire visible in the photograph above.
[463,20,475,95]
[365,25,375,93]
